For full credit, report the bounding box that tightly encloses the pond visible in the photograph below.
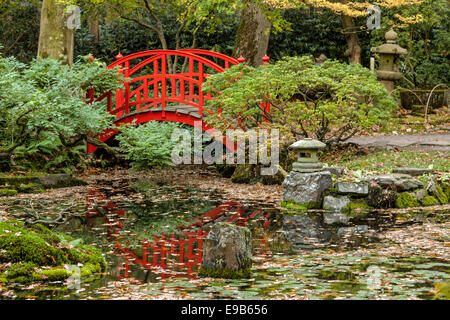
[0,176,448,300]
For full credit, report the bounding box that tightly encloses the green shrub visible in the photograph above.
[0,55,120,172]
[203,56,397,147]
[116,121,183,169]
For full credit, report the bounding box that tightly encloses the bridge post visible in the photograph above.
[261,55,270,119]
[115,52,124,117]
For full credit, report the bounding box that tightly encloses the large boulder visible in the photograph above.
[198,223,252,279]
[283,171,332,207]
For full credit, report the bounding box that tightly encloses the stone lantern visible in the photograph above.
[290,138,326,173]
[371,29,407,93]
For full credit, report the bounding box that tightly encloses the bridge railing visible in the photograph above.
[88,50,241,120]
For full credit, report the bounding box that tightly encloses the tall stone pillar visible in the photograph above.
[371,29,407,93]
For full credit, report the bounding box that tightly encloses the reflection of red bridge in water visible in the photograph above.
[86,189,271,280]
[86,49,271,154]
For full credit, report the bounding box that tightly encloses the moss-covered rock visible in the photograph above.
[0,188,18,196]
[18,183,44,193]
[395,192,421,208]
[429,183,448,204]
[0,174,87,190]
[199,223,252,279]
[0,175,36,188]
[421,195,440,206]
[0,220,106,283]
[260,171,285,185]
[280,199,321,210]
[441,180,450,200]
[343,201,372,213]
[434,282,450,300]
[230,164,258,184]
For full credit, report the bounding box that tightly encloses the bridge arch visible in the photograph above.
[87,49,269,153]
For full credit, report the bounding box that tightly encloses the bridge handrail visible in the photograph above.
[107,49,237,75]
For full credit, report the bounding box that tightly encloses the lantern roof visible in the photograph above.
[371,29,407,55]
[289,138,326,150]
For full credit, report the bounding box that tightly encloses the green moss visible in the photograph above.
[434,282,450,300]
[443,182,450,200]
[40,268,71,281]
[80,263,103,277]
[280,199,321,210]
[0,220,106,283]
[441,180,450,199]
[0,222,69,266]
[421,195,440,206]
[344,201,371,211]
[198,266,251,279]
[1,262,42,283]
[230,164,259,184]
[0,174,86,191]
[0,188,18,196]
[395,192,421,208]
[18,183,44,193]
[0,175,36,187]
[430,184,448,204]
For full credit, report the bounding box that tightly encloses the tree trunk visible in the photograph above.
[341,14,361,64]
[37,0,74,65]
[232,2,271,67]
[88,11,100,55]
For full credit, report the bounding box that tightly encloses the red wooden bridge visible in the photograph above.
[86,49,270,153]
